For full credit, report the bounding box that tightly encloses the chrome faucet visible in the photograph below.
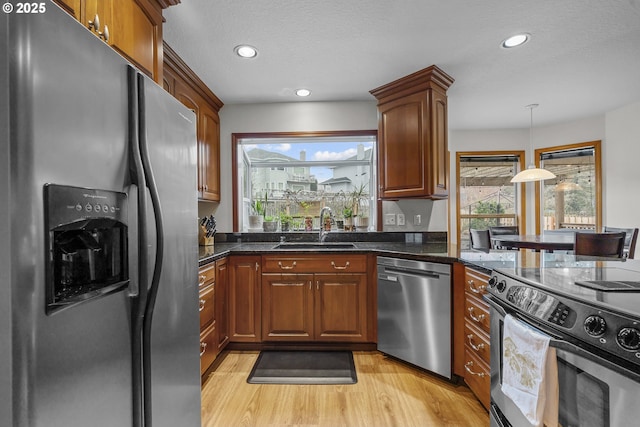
[319,207,333,243]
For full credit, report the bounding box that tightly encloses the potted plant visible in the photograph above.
[351,183,369,230]
[248,192,266,230]
[279,212,293,232]
[263,215,278,232]
[342,207,353,231]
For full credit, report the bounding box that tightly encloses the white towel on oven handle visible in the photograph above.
[501,314,559,427]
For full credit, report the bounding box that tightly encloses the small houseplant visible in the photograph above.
[279,212,293,232]
[248,192,266,230]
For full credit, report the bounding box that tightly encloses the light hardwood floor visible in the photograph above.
[201,351,489,427]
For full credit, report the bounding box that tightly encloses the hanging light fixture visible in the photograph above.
[511,104,556,183]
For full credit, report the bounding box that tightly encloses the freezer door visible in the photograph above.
[139,75,200,427]
[7,5,134,427]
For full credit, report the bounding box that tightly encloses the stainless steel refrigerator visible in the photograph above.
[1,2,201,426]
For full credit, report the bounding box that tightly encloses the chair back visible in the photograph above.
[489,226,518,249]
[603,227,638,259]
[489,226,519,236]
[574,232,626,258]
[469,229,491,252]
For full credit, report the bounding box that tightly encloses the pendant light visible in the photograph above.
[511,104,556,183]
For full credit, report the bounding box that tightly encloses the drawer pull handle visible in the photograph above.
[199,299,206,312]
[200,342,207,357]
[468,307,486,323]
[467,279,486,294]
[467,334,485,351]
[464,361,486,378]
[278,261,296,270]
[331,261,350,270]
[198,275,206,285]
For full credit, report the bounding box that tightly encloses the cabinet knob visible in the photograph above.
[468,307,486,323]
[99,24,109,42]
[88,14,100,32]
[466,334,485,351]
[331,261,350,270]
[467,279,486,294]
[278,261,296,270]
[464,361,486,378]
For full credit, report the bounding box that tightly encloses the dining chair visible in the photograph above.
[574,232,626,258]
[603,226,638,259]
[489,226,519,249]
[469,229,491,252]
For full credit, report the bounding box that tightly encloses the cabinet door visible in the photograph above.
[378,92,427,198]
[199,105,221,202]
[53,0,81,20]
[314,273,367,342]
[109,0,163,81]
[228,256,261,342]
[215,258,229,351]
[262,274,314,341]
[429,88,449,197]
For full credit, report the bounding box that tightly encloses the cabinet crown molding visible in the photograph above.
[370,65,455,103]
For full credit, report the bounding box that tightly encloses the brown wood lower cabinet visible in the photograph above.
[261,272,368,342]
[461,266,491,410]
[198,257,228,380]
[228,256,262,342]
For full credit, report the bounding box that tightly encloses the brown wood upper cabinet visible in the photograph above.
[370,65,454,199]
[53,0,165,83]
[163,43,223,202]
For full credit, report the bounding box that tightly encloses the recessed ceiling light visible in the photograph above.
[234,45,258,58]
[501,33,530,48]
[295,89,311,97]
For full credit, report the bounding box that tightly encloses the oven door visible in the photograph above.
[487,296,640,427]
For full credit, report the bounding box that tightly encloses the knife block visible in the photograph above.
[198,226,214,247]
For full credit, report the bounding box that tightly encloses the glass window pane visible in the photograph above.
[458,155,521,249]
[541,147,596,231]
[237,134,376,232]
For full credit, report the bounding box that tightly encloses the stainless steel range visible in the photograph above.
[486,261,640,427]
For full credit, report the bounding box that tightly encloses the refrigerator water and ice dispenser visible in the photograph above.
[44,184,129,314]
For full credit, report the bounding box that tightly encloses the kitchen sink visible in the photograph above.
[271,242,357,249]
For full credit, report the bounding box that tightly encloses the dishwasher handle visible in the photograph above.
[378,274,399,282]
[379,266,445,280]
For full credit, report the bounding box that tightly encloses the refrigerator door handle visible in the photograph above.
[138,72,166,427]
[127,65,148,427]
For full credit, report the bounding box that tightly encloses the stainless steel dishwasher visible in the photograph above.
[377,256,452,379]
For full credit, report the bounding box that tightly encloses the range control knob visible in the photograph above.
[496,280,507,293]
[584,315,606,337]
[617,327,640,351]
[488,276,498,288]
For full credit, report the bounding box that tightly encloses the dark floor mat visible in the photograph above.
[247,350,357,385]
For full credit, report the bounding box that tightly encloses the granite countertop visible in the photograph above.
[199,236,640,275]
[199,236,504,268]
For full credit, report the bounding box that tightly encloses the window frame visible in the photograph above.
[456,150,527,248]
[534,140,602,234]
[231,130,378,232]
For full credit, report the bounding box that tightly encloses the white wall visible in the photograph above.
[211,101,378,231]
[209,99,640,246]
[604,102,640,229]
[449,115,606,241]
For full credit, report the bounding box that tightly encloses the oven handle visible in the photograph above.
[485,295,640,383]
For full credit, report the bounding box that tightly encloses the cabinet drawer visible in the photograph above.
[464,319,490,365]
[463,347,490,410]
[198,263,215,288]
[464,267,489,296]
[199,323,217,376]
[262,254,366,273]
[199,283,215,331]
[465,292,490,333]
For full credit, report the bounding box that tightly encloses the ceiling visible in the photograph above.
[163,0,640,130]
